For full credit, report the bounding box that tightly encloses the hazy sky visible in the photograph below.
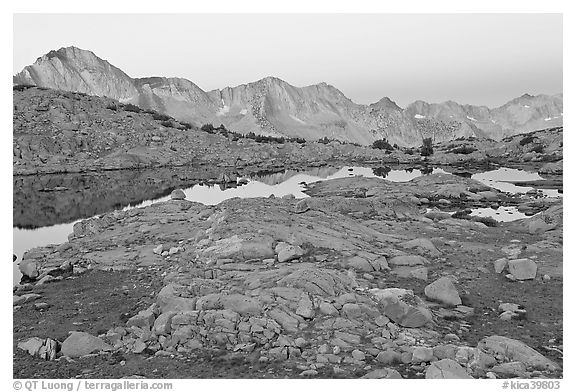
[13,13,562,108]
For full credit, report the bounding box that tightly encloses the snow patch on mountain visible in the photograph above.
[290,114,307,124]
[216,105,230,116]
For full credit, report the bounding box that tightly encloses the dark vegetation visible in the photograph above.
[123,103,142,113]
[13,84,36,91]
[451,210,498,227]
[371,138,395,152]
[372,166,391,178]
[201,123,307,144]
[420,138,434,156]
[447,145,477,155]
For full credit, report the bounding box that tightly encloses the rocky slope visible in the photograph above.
[14,47,563,146]
[14,174,562,378]
[12,86,404,175]
[12,86,563,176]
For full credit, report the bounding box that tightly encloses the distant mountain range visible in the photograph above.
[14,46,563,146]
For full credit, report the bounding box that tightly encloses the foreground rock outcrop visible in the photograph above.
[14,174,562,378]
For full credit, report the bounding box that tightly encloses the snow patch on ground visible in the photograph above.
[524,105,530,108]
[491,120,496,124]
[239,109,248,115]
[290,114,307,124]
[414,114,425,119]
[466,116,477,121]
[544,117,552,121]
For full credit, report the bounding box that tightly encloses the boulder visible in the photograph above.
[126,309,155,330]
[412,346,435,363]
[370,288,432,328]
[294,199,311,214]
[344,256,373,272]
[478,335,560,371]
[426,358,472,379]
[275,242,305,263]
[60,332,112,358]
[507,259,537,280]
[491,361,528,378]
[38,338,58,361]
[153,311,177,335]
[156,284,197,313]
[170,189,186,200]
[268,308,299,333]
[319,302,338,316]
[376,350,401,365]
[17,337,45,356]
[494,258,508,274]
[19,259,39,279]
[295,293,315,318]
[424,277,462,306]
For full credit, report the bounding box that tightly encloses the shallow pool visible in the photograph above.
[12,165,559,284]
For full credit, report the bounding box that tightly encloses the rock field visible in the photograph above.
[14,173,563,379]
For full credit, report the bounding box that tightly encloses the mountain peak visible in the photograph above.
[41,46,99,63]
[14,46,562,146]
[371,96,402,111]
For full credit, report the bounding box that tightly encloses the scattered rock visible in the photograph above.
[494,258,508,274]
[60,331,112,358]
[294,199,311,214]
[18,337,45,356]
[424,277,462,306]
[507,259,537,280]
[498,303,527,320]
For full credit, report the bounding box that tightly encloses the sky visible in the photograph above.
[13,13,562,108]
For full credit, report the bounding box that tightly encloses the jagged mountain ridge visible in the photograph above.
[14,46,563,146]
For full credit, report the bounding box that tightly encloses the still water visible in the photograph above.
[13,166,560,284]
